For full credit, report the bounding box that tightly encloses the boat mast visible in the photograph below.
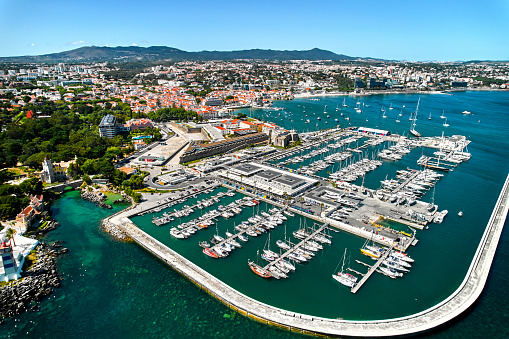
[341,248,347,274]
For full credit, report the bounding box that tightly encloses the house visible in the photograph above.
[214,126,227,135]
[125,118,153,131]
[15,195,44,228]
[41,157,66,183]
[222,119,240,131]
[133,139,147,150]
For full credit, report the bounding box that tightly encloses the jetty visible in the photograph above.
[392,171,420,194]
[209,208,285,256]
[351,245,392,293]
[263,223,329,272]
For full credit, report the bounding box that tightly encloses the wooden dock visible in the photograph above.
[351,246,393,294]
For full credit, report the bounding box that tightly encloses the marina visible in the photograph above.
[108,172,509,337]
[102,95,489,313]
[5,91,509,339]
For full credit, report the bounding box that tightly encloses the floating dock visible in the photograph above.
[351,246,392,293]
[263,223,329,272]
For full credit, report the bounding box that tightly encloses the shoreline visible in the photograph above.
[291,88,506,99]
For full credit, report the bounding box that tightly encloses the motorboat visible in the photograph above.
[203,247,218,258]
[170,228,187,239]
[199,241,210,248]
[434,210,448,223]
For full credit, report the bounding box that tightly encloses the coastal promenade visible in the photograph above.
[111,173,509,337]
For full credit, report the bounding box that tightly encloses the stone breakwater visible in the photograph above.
[81,191,112,209]
[101,194,135,242]
[102,220,130,241]
[0,242,68,320]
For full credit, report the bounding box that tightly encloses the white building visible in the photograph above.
[41,157,67,183]
[0,230,38,282]
[221,162,318,197]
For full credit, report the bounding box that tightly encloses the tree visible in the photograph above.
[82,174,91,184]
[6,228,16,246]
[67,162,78,177]
[81,159,96,174]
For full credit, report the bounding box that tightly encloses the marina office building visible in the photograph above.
[221,162,318,197]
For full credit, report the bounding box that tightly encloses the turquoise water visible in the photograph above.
[1,91,508,338]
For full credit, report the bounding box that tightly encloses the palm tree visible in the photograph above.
[6,228,17,247]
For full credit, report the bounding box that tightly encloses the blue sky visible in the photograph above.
[1,0,508,61]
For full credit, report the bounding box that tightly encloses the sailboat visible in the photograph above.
[355,102,362,113]
[440,110,446,119]
[389,102,393,110]
[409,98,421,137]
[428,112,431,120]
[443,117,449,127]
[248,250,272,278]
[336,103,340,111]
[342,98,347,107]
[332,249,358,288]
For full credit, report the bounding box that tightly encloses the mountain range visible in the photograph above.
[0,46,377,63]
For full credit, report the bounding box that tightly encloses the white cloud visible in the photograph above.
[31,43,35,46]
[131,43,138,46]
[71,40,86,45]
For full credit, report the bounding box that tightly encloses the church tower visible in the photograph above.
[41,156,55,183]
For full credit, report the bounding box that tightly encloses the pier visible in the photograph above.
[134,183,221,216]
[392,170,420,194]
[106,173,509,337]
[263,223,329,271]
[351,246,392,293]
[209,208,285,255]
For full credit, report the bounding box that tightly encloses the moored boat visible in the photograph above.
[332,249,358,288]
[248,260,272,278]
[199,241,210,248]
[203,247,218,258]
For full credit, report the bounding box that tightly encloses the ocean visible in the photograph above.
[1,91,508,338]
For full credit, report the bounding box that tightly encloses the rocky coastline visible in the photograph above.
[0,242,67,321]
[81,191,112,209]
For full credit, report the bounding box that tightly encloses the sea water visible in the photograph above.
[1,91,508,338]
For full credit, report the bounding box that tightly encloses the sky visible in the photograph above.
[0,0,508,61]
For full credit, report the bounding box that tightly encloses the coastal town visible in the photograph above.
[1,60,508,121]
[0,55,508,337]
[2,0,509,336]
